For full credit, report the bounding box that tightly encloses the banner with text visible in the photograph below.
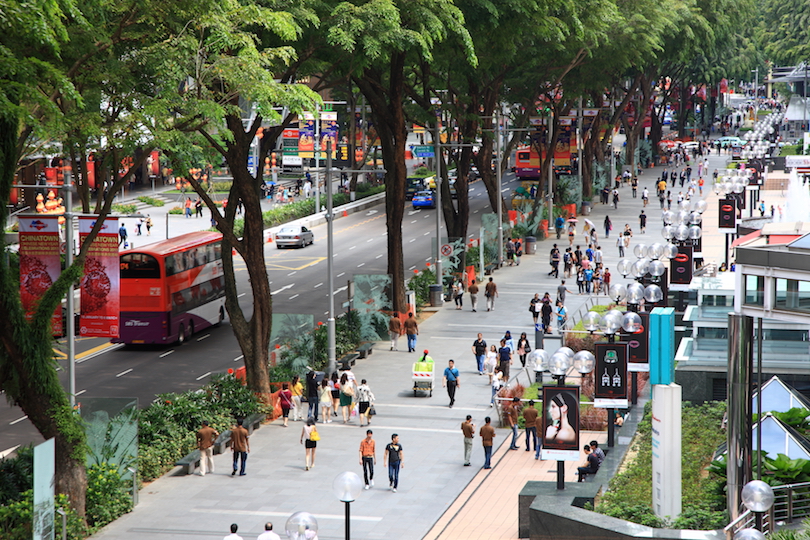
[18,215,62,335]
[79,216,120,338]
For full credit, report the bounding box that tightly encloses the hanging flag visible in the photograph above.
[79,216,120,338]
[18,215,62,335]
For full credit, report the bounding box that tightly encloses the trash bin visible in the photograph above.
[524,236,537,255]
[581,201,591,215]
[429,284,443,307]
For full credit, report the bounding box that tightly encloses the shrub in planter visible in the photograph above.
[86,463,133,529]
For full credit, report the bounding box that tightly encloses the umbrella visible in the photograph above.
[658,140,676,148]
[583,218,595,229]
[567,217,578,223]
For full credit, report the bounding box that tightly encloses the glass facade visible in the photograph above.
[774,278,810,313]
[744,275,765,306]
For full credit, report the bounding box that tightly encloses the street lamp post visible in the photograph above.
[285,512,318,540]
[326,140,336,376]
[333,471,364,540]
[495,109,504,267]
[434,114,443,286]
[63,166,76,407]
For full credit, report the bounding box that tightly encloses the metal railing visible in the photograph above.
[724,481,810,539]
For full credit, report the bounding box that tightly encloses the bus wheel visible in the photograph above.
[177,324,185,345]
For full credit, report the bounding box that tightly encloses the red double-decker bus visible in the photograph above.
[114,231,226,344]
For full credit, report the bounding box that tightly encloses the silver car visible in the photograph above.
[275,225,314,248]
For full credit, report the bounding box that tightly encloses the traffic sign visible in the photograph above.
[440,244,453,257]
[412,145,435,158]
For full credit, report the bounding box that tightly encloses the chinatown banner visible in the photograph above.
[298,112,315,158]
[320,111,339,158]
[18,215,62,335]
[79,216,120,338]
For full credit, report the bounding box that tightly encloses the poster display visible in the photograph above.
[670,245,693,285]
[621,311,650,372]
[594,342,629,408]
[320,111,338,158]
[18,215,62,335]
[298,112,315,157]
[540,386,580,461]
[718,197,736,231]
[79,216,120,338]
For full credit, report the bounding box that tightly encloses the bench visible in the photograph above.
[175,450,201,475]
[357,342,374,359]
[484,263,497,275]
[244,412,266,435]
[338,352,360,371]
[213,430,231,454]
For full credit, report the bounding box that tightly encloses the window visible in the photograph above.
[744,275,764,306]
[120,253,160,279]
[518,152,530,161]
[165,242,221,276]
[774,278,810,313]
[703,295,733,307]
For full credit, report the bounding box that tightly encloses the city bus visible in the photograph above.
[114,231,226,345]
[514,145,576,181]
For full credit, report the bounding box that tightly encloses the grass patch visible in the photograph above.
[137,196,165,207]
[596,401,727,529]
[112,203,137,215]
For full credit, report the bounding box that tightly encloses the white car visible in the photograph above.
[275,226,314,248]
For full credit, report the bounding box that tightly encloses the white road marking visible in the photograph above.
[160,350,174,358]
[366,238,374,242]
[423,232,430,236]
[10,416,28,425]
[234,355,244,362]
[409,265,416,270]
[314,282,323,288]
[357,263,365,268]
[337,272,345,277]
[349,245,357,250]
[76,343,124,364]
[273,284,294,294]
[366,210,378,216]
[116,368,133,378]
[196,372,212,381]
[76,390,86,396]
[237,293,246,298]
[289,294,299,300]
[409,238,416,242]
[197,334,210,342]
[473,210,479,214]
[287,271,297,276]
[334,286,348,294]
[375,254,383,259]
[411,220,418,224]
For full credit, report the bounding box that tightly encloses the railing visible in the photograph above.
[724,481,810,539]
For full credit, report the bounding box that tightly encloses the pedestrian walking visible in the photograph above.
[639,210,647,234]
[468,279,479,312]
[306,370,319,422]
[523,401,538,453]
[388,314,402,351]
[290,375,304,421]
[319,379,332,423]
[506,238,515,266]
[555,215,565,239]
[339,373,355,423]
[485,346,498,383]
[300,418,319,471]
[279,383,293,427]
[548,244,560,278]
[257,523,281,540]
[195,198,203,217]
[196,420,219,476]
[556,300,568,334]
[452,278,465,309]
[490,365,503,406]
[563,248,573,277]
[541,299,552,334]
[145,216,152,235]
[612,188,619,209]
[480,417,496,469]
[529,293,542,324]
[461,415,475,466]
[567,222,576,247]
[506,397,521,450]
[224,523,243,540]
[556,281,573,304]
[642,187,649,207]
[497,339,512,380]
[443,360,460,408]
[231,419,249,476]
[472,333,487,375]
[330,372,340,418]
[356,379,375,426]
[604,215,612,238]
[359,430,376,489]
[403,312,418,352]
[118,223,128,247]
[576,268,585,293]
[136,218,143,236]
[484,277,498,311]
[631,177,638,198]
[384,434,404,492]
[516,332,531,367]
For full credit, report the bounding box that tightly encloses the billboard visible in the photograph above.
[79,216,120,338]
[298,113,315,157]
[718,197,736,231]
[670,245,693,285]
[540,386,580,461]
[18,215,62,335]
[594,342,629,407]
[621,311,650,372]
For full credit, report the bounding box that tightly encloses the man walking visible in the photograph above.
[388,314,402,351]
[522,401,538,453]
[403,312,419,352]
[639,210,647,234]
[506,397,521,450]
[556,281,573,304]
[548,244,560,278]
[359,430,376,490]
[443,360,460,408]
[196,420,220,476]
[472,333,487,375]
[461,415,475,466]
[468,279,479,312]
[257,523,281,540]
[480,417,496,469]
[485,277,498,311]
[384,434,403,492]
[231,419,250,476]
[306,370,319,422]
[118,223,128,247]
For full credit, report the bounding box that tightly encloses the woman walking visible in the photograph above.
[498,339,513,379]
[529,293,542,324]
[330,372,340,417]
[356,379,376,427]
[556,300,568,334]
[339,373,355,423]
[485,345,498,383]
[541,299,553,334]
[279,382,293,427]
[453,278,464,309]
[319,379,333,423]
[300,418,319,470]
[291,375,304,421]
[490,366,504,407]
[517,332,531,367]
[604,215,612,238]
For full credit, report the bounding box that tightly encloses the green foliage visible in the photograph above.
[136,196,165,207]
[781,145,804,157]
[111,204,137,215]
[597,401,727,529]
[411,167,435,178]
[408,266,437,306]
[85,463,132,529]
[0,446,32,505]
[168,206,184,215]
[85,405,138,480]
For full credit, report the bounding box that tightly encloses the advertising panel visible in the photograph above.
[18,215,62,335]
[540,386,580,461]
[594,342,629,407]
[620,311,650,372]
[718,197,736,231]
[320,111,338,158]
[298,112,315,157]
[670,245,693,285]
[79,216,120,338]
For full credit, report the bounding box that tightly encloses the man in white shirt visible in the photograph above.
[224,523,243,540]
[257,522,282,540]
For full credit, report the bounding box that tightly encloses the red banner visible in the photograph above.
[18,215,63,335]
[79,216,120,338]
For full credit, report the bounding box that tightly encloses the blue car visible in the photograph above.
[412,190,436,209]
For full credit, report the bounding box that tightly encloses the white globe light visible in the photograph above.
[688,225,702,240]
[528,349,550,372]
[583,312,602,332]
[649,260,666,277]
[648,243,665,260]
[617,259,633,276]
[695,200,708,213]
[734,529,766,540]
[661,211,674,225]
[609,283,627,302]
[601,310,623,334]
[678,200,691,211]
[333,471,364,502]
[558,346,575,360]
[674,224,690,241]
[661,225,674,240]
[626,282,645,303]
[548,351,571,376]
[741,480,775,513]
[286,512,319,540]
[664,244,678,259]
[621,311,643,333]
[573,351,596,374]
[733,182,745,194]
[676,210,690,224]
[631,259,649,278]
[633,243,648,258]
[688,212,702,225]
[644,284,664,303]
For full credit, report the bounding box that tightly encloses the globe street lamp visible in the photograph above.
[741,479,775,534]
[285,511,319,540]
[333,471,364,540]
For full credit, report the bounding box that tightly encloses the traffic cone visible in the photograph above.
[267,235,273,243]
[342,210,348,217]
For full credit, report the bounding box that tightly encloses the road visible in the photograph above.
[0,173,517,453]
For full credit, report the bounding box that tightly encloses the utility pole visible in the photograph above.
[609,98,616,188]
[434,115,443,285]
[326,140,336,376]
[64,169,76,407]
[577,97,583,195]
[496,109,504,267]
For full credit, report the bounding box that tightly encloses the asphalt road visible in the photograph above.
[0,173,517,453]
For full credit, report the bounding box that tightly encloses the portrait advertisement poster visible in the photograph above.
[320,111,339,158]
[298,112,315,157]
[79,216,120,338]
[18,215,63,335]
[594,342,629,408]
[540,386,580,461]
[621,311,650,372]
[670,245,693,285]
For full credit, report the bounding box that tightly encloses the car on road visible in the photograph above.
[717,136,744,147]
[412,190,436,209]
[275,225,314,248]
[406,176,426,200]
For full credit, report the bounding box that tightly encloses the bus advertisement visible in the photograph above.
[114,231,226,345]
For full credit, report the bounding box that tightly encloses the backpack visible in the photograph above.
[563,252,572,264]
